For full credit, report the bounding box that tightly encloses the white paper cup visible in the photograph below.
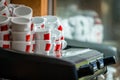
[8,4,25,16]
[0,6,10,16]
[32,17,45,31]
[35,29,51,40]
[0,40,10,49]
[0,15,10,31]
[44,16,58,30]
[13,6,33,20]
[44,16,63,32]
[11,31,35,41]
[34,40,51,55]
[11,17,34,32]
[11,41,33,53]
[0,30,10,41]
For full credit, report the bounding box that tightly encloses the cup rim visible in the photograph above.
[13,6,32,17]
[0,15,9,24]
[11,17,31,25]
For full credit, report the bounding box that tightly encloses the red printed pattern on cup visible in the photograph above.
[45,43,51,51]
[58,25,63,31]
[31,23,34,31]
[2,13,6,16]
[4,1,7,6]
[54,44,61,51]
[44,33,50,40]
[60,36,64,40]
[4,34,10,41]
[3,44,10,48]
[26,34,31,41]
[26,45,31,52]
[0,25,8,31]
[41,24,45,28]
[55,39,59,41]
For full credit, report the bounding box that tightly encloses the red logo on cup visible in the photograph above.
[45,43,51,51]
[58,25,63,31]
[26,45,31,52]
[3,44,10,48]
[44,33,50,40]
[4,34,10,41]
[26,34,31,41]
[1,25,8,31]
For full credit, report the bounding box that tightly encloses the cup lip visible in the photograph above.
[11,17,31,25]
[13,6,32,17]
[0,15,9,24]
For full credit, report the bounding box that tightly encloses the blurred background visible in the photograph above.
[55,0,120,80]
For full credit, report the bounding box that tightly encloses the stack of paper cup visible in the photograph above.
[34,28,51,55]
[44,16,67,58]
[0,15,11,49]
[11,17,35,53]
[33,17,51,55]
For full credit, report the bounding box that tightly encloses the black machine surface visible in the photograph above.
[0,39,117,80]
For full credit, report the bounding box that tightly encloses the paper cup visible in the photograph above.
[32,17,45,31]
[11,17,34,32]
[13,6,33,20]
[0,6,10,16]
